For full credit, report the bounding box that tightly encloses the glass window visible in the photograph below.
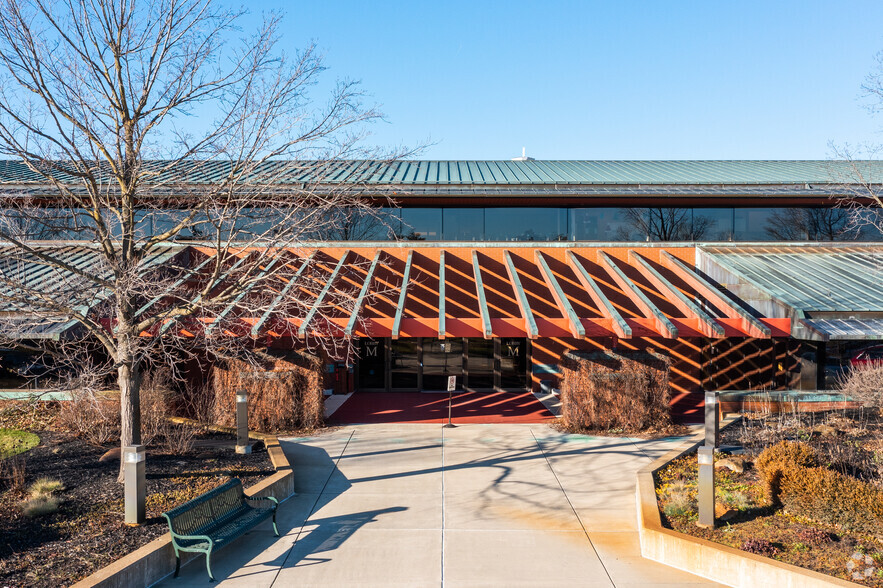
[570,208,644,241]
[484,208,568,241]
[400,208,442,241]
[422,338,463,390]
[734,208,780,241]
[443,208,484,240]
[390,339,419,389]
[466,338,494,389]
[313,207,400,241]
[692,208,734,241]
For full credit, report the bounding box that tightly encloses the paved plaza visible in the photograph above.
[158,423,724,587]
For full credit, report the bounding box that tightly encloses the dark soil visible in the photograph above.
[655,410,883,586]
[552,417,692,439]
[0,403,275,588]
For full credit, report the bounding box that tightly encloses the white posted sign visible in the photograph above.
[447,375,456,391]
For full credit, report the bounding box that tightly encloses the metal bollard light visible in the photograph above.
[697,391,720,528]
[704,390,720,448]
[124,445,146,525]
[235,389,251,454]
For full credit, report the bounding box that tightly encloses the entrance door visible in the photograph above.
[466,338,494,390]
[500,338,528,390]
[422,338,463,390]
[390,339,419,390]
[358,339,386,390]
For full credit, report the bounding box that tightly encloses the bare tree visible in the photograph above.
[0,0,407,480]
[827,51,883,237]
[620,207,713,241]
[763,207,853,241]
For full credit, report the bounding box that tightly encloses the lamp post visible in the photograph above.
[235,389,251,454]
[697,391,719,528]
[123,445,146,525]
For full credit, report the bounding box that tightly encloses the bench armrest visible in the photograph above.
[168,531,214,550]
[246,495,278,510]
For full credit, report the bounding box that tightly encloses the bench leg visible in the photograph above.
[273,510,279,537]
[174,554,180,578]
[206,551,215,582]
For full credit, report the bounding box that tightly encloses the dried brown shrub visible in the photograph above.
[0,455,26,492]
[141,369,174,446]
[756,441,883,538]
[838,362,883,415]
[560,350,671,432]
[56,373,120,445]
[213,350,324,433]
[755,441,818,504]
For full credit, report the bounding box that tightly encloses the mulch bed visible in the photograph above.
[655,410,883,586]
[0,401,275,588]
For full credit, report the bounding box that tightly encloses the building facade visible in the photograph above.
[2,159,882,421]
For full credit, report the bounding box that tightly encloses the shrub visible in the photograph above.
[560,350,671,432]
[755,441,818,504]
[740,538,782,557]
[756,441,883,539]
[721,489,753,510]
[162,422,194,454]
[56,375,120,445]
[21,496,58,517]
[29,477,64,499]
[795,527,836,546]
[0,455,26,492]
[141,369,174,446]
[213,351,324,432]
[662,480,695,518]
[838,362,883,415]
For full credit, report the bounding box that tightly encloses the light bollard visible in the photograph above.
[235,389,251,454]
[697,391,719,529]
[704,390,720,448]
[123,445,146,525]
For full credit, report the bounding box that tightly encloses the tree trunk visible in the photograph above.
[117,341,142,483]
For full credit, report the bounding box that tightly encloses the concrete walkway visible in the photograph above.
[158,424,724,587]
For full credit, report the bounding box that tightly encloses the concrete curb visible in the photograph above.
[636,422,859,588]
[70,434,294,588]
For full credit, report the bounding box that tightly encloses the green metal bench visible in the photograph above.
[162,478,279,581]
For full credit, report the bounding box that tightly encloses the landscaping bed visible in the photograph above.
[655,410,883,586]
[0,400,275,588]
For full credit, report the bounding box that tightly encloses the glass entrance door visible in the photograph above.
[390,339,419,390]
[422,338,463,390]
[466,338,494,390]
[500,338,528,390]
[358,338,386,390]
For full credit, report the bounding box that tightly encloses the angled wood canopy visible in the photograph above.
[438,250,446,339]
[298,250,350,338]
[504,250,538,339]
[250,252,315,337]
[345,250,382,338]
[598,251,678,339]
[629,251,725,338]
[131,244,787,342]
[472,250,493,339]
[392,250,415,340]
[565,250,632,339]
[659,250,771,338]
[536,251,584,339]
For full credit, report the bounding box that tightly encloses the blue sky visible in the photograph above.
[243,1,883,160]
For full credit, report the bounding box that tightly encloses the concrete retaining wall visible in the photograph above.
[70,434,294,588]
[636,428,859,588]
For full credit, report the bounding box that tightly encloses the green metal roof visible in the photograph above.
[700,245,883,313]
[0,159,881,187]
[0,244,181,338]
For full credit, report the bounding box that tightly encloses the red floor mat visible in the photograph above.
[327,391,556,424]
